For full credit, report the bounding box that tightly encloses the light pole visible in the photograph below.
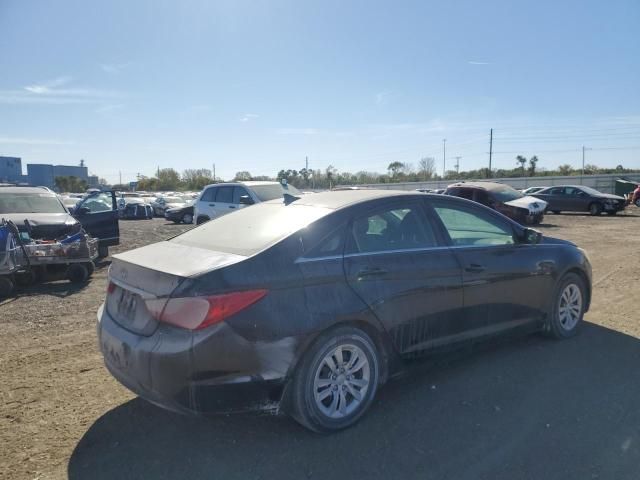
[442,139,447,179]
[581,146,592,184]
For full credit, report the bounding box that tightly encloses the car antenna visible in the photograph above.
[283,193,301,205]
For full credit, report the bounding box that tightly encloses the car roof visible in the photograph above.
[446,181,513,191]
[201,181,281,189]
[0,186,55,194]
[275,189,426,210]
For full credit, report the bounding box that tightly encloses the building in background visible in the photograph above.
[26,163,89,188]
[0,156,24,183]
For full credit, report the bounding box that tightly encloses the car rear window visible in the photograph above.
[171,202,331,256]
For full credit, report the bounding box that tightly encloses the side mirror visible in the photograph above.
[75,206,91,216]
[239,195,255,205]
[523,228,542,245]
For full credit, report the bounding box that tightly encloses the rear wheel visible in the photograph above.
[0,276,14,297]
[67,264,89,283]
[98,245,109,258]
[196,216,209,225]
[589,202,603,216]
[546,273,586,339]
[287,327,380,433]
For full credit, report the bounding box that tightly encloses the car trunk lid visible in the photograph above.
[107,241,247,335]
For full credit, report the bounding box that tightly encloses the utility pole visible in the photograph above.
[488,128,493,178]
[581,146,592,185]
[454,156,461,176]
[119,170,122,185]
[442,139,447,178]
[212,163,216,182]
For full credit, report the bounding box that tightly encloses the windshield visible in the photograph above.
[0,192,67,214]
[251,184,302,201]
[172,202,329,256]
[492,186,524,202]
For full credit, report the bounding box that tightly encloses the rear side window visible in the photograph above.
[433,204,514,247]
[348,204,437,254]
[215,187,233,203]
[548,187,563,195]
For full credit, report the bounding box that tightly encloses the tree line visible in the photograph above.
[107,157,638,192]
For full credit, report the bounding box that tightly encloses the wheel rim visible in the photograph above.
[184,214,193,223]
[590,204,599,214]
[558,283,583,331]
[313,344,370,419]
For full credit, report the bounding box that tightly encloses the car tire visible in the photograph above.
[0,276,15,297]
[83,261,95,276]
[635,199,640,208]
[196,216,209,225]
[287,326,380,433]
[589,202,603,216]
[606,211,617,215]
[14,270,36,287]
[98,245,109,258]
[182,213,193,224]
[67,264,89,283]
[545,273,586,339]
[552,210,561,214]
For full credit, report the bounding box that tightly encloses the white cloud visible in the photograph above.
[23,76,73,94]
[375,90,392,105]
[95,104,125,114]
[468,61,491,65]
[276,128,320,135]
[239,113,259,122]
[0,76,125,105]
[0,136,76,146]
[99,62,131,74]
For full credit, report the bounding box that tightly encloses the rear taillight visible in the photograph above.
[144,289,268,330]
[107,281,116,294]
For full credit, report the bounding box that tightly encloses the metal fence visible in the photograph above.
[352,173,640,194]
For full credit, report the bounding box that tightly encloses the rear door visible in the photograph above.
[429,199,548,337]
[343,198,464,355]
[74,191,120,246]
[212,186,235,217]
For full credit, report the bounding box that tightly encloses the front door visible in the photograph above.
[429,200,547,339]
[343,199,464,355]
[74,191,119,246]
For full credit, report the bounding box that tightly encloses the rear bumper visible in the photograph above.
[97,304,293,414]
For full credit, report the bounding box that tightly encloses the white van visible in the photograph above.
[194,181,302,224]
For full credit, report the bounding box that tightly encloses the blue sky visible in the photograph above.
[0,0,638,183]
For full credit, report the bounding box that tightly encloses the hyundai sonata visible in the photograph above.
[98,190,591,432]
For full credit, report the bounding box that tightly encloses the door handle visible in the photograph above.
[209,203,216,206]
[229,205,236,209]
[465,264,486,273]
[357,267,388,278]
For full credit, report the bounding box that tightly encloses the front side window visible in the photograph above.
[348,204,437,254]
[433,204,514,246]
[81,193,113,213]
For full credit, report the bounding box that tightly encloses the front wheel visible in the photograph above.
[98,245,109,258]
[287,327,380,433]
[589,202,603,216]
[546,273,586,339]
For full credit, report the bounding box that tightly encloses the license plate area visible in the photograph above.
[106,284,159,336]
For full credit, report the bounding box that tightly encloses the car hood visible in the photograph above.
[504,195,548,212]
[112,240,246,278]
[166,205,192,213]
[541,235,576,247]
[0,213,80,239]
[165,202,187,209]
[597,193,625,201]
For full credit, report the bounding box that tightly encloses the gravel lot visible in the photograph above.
[1,211,639,480]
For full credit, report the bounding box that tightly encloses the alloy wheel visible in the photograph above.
[313,344,370,419]
[558,283,583,331]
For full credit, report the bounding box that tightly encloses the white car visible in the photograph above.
[194,181,302,224]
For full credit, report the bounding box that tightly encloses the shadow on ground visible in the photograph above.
[69,323,640,480]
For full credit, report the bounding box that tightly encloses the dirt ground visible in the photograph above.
[1,211,639,480]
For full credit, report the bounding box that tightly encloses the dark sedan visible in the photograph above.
[532,185,626,215]
[165,203,194,224]
[98,190,591,432]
